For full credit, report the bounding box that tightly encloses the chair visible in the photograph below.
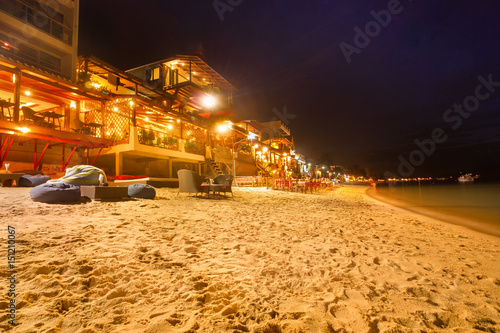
[71,119,91,135]
[21,106,44,126]
[177,169,207,197]
[213,174,234,198]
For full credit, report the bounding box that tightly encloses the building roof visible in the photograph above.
[127,55,237,92]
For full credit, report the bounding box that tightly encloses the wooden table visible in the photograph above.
[80,186,129,200]
[203,184,224,198]
[36,111,64,130]
[85,122,104,136]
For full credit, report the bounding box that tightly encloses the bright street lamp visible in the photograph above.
[202,94,216,108]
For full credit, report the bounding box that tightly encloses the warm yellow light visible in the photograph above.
[202,95,216,108]
[16,127,30,133]
[253,144,259,148]
[248,132,257,140]
[129,101,134,106]
[24,91,31,96]
[113,107,118,111]
[168,124,173,129]
[70,101,76,109]
[145,117,149,121]
[12,75,15,83]
[217,124,228,133]
[263,147,268,153]
[177,119,181,123]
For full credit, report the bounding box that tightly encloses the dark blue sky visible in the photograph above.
[79,0,500,178]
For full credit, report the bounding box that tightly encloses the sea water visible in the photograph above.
[369,181,500,237]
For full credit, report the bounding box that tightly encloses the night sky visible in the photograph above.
[78,0,500,179]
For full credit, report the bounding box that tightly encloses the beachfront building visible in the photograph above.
[293,152,308,177]
[0,0,79,80]
[77,55,237,178]
[209,119,298,179]
[0,55,110,176]
[259,120,295,178]
[0,51,239,179]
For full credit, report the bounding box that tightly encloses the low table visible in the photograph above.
[0,173,24,187]
[80,186,129,200]
[203,184,224,199]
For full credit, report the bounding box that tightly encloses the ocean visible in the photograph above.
[367,181,500,237]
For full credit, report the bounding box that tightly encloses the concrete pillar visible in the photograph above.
[168,159,173,178]
[115,152,123,176]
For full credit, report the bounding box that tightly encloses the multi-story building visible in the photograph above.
[0,0,79,80]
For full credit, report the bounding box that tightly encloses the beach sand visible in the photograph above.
[0,185,499,332]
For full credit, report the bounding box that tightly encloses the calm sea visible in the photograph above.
[368,181,500,237]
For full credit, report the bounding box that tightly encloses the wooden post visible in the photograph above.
[13,71,21,122]
[100,101,105,138]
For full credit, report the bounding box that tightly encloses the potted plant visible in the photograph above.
[139,128,148,144]
[147,130,155,145]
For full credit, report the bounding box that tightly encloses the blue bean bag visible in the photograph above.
[127,184,156,199]
[30,182,81,204]
[18,174,51,187]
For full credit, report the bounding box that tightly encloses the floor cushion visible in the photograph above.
[18,174,51,187]
[30,182,81,203]
[47,165,107,187]
[127,184,156,199]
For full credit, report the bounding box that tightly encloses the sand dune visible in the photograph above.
[0,186,499,332]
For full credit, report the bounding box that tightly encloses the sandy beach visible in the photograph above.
[1,185,499,332]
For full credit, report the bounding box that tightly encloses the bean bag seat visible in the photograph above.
[127,184,156,199]
[30,182,81,203]
[47,165,107,187]
[18,174,51,187]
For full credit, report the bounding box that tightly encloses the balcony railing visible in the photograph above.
[0,0,73,46]
[0,106,103,140]
[137,126,179,150]
[184,140,205,155]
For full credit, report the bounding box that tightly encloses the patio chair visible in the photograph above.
[21,106,44,126]
[71,119,91,135]
[213,174,234,198]
[177,169,207,197]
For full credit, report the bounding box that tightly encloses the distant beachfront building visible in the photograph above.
[0,0,79,80]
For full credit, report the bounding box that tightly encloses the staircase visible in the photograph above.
[256,163,270,177]
[206,158,224,176]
